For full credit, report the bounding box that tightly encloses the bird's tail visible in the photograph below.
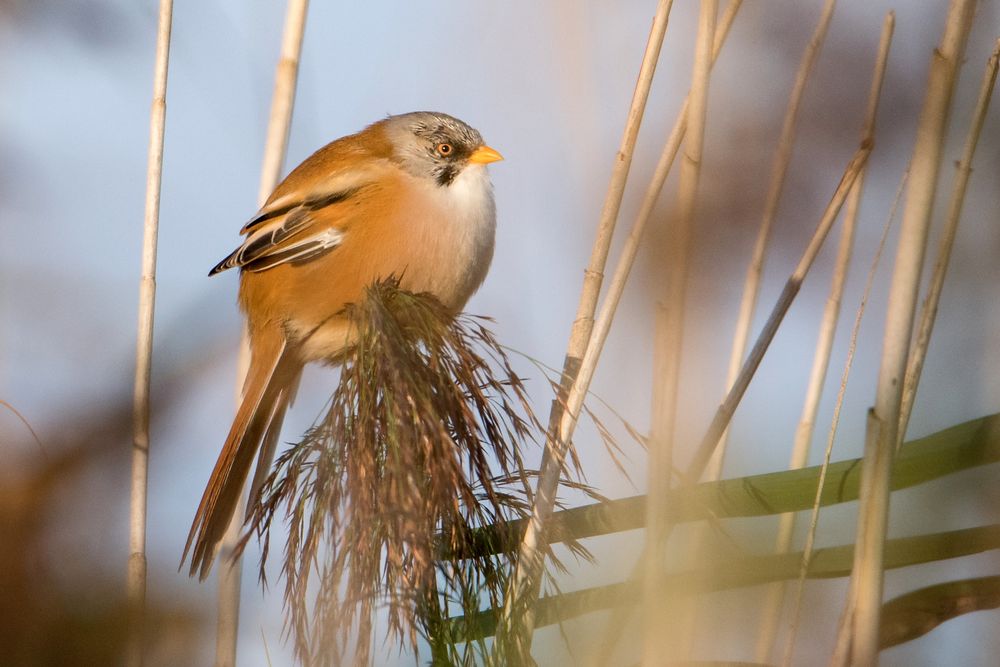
[183,326,300,579]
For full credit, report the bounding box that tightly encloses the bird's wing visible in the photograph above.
[209,182,372,276]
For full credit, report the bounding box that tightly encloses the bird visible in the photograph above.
[184,111,503,579]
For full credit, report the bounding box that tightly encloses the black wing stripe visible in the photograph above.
[240,186,364,234]
[239,201,297,234]
[241,240,339,273]
[212,224,344,275]
[208,249,240,276]
[210,186,364,276]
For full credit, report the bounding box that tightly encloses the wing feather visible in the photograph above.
[209,185,366,276]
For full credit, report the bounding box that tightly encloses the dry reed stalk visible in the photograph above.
[665,141,871,660]
[898,40,1000,446]
[575,5,748,661]
[711,0,837,483]
[127,1,173,665]
[792,169,909,667]
[600,134,873,652]
[506,0,746,658]
[681,141,872,488]
[844,2,975,664]
[797,168,906,667]
[839,40,1000,665]
[597,135,871,667]
[669,0,834,651]
[214,2,310,666]
[700,19,841,648]
[755,12,894,663]
[497,0,676,658]
[645,146,870,656]
[642,2,716,663]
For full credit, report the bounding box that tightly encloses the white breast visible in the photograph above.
[402,164,497,309]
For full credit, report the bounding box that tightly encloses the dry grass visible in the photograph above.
[242,279,560,665]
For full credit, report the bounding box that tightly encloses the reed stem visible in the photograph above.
[844,2,975,664]
[214,2,310,665]
[127,1,173,664]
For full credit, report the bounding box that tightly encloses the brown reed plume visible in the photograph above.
[242,278,569,665]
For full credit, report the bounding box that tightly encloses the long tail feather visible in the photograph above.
[183,328,299,579]
[247,369,302,509]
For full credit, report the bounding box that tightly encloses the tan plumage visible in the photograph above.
[184,112,502,578]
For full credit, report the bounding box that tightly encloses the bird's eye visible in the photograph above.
[436,142,454,156]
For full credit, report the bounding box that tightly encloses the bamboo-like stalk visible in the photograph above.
[642,2,716,663]
[615,151,875,664]
[214,2,310,666]
[700,18,840,649]
[256,0,311,210]
[682,141,872,487]
[756,13,894,663]
[898,40,1000,446]
[568,6,748,661]
[787,166,908,667]
[844,2,975,664]
[507,2,744,661]
[127,2,173,666]
[496,1,676,658]
[597,125,869,667]
[643,140,870,661]
[712,0,837,483]
[245,0,311,513]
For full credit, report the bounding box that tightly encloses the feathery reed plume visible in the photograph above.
[243,279,546,665]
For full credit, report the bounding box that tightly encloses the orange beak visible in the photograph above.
[468,144,504,164]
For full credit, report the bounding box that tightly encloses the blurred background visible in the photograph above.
[2,1,999,664]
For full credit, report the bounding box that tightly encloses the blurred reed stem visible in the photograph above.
[843,2,975,664]
[785,164,906,667]
[705,12,843,646]
[497,0,676,659]
[128,1,173,665]
[755,11,894,664]
[214,2,310,666]
[897,39,1000,447]
[714,0,837,484]
[681,141,872,488]
[824,166,908,667]
[598,91,871,667]
[623,143,871,659]
[669,0,837,655]
[643,1,716,663]
[444,413,1000,559]
[585,3,747,659]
